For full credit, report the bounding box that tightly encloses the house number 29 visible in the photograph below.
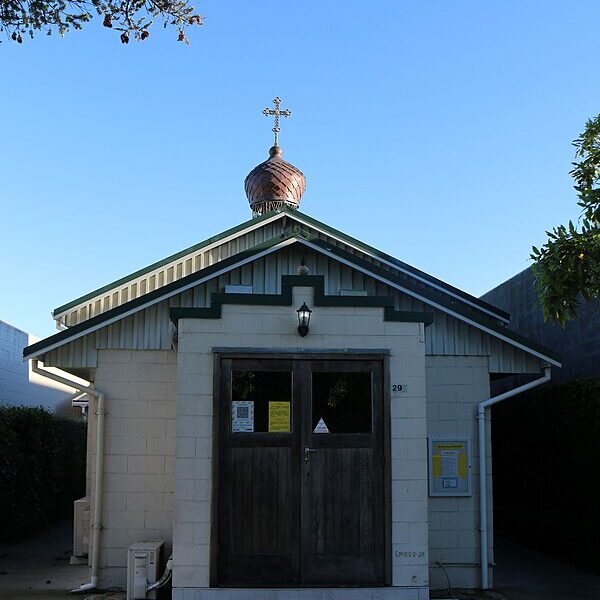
[392,384,407,394]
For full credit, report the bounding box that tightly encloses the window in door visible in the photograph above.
[311,371,372,433]
[231,369,293,433]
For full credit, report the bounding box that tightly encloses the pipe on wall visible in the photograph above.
[477,365,551,589]
[31,360,106,594]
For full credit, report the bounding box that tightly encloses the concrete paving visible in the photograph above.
[2,525,600,600]
[494,538,600,600]
[0,519,90,600]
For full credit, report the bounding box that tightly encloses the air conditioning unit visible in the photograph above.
[127,540,165,600]
[70,497,90,564]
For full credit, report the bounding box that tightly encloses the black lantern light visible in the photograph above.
[296,302,312,337]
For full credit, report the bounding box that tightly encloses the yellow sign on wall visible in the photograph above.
[429,439,471,497]
[268,401,291,432]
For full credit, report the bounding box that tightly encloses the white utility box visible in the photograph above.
[70,497,90,564]
[127,540,164,600]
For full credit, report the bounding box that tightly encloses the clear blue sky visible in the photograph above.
[2,0,599,338]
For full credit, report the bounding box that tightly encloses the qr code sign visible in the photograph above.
[237,406,249,419]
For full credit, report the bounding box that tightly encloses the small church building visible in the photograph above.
[24,102,560,599]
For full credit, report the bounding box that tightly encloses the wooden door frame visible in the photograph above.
[209,350,392,587]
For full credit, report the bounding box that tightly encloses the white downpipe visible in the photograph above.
[31,360,106,594]
[477,365,551,589]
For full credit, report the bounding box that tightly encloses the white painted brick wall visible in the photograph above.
[174,287,429,591]
[0,319,72,410]
[90,349,177,588]
[425,355,493,590]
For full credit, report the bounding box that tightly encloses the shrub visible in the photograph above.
[492,378,600,574]
[0,406,86,542]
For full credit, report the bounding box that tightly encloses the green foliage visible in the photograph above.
[492,378,600,574]
[0,0,203,44]
[0,406,86,542]
[531,114,600,325]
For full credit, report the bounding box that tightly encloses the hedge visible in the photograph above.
[0,406,87,542]
[492,378,600,574]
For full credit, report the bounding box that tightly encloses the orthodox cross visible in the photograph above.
[262,97,291,147]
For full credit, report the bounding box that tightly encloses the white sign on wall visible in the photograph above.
[313,417,330,434]
[232,400,254,432]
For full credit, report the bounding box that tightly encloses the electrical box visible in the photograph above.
[127,540,164,600]
[71,497,90,562]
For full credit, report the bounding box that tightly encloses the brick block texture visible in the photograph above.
[426,355,493,589]
[90,349,177,588]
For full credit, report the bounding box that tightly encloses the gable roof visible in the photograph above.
[24,226,561,366]
[51,207,509,324]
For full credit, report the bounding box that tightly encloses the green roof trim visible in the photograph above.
[25,233,294,359]
[51,209,287,316]
[169,275,434,326]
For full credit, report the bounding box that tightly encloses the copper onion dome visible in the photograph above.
[244,145,306,217]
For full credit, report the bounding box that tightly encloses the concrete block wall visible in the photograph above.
[90,349,177,588]
[174,286,429,594]
[425,355,493,590]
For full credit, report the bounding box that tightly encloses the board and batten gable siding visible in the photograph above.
[41,248,542,376]
[425,355,494,590]
[87,349,177,589]
[173,287,429,593]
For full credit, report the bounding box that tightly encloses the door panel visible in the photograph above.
[225,446,297,583]
[301,361,385,584]
[217,357,385,587]
[217,359,301,585]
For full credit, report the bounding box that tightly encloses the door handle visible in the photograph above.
[304,446,317,462]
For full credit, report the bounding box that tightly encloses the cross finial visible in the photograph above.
[262,97,291,147]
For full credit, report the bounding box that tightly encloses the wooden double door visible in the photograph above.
[215,356,386,587]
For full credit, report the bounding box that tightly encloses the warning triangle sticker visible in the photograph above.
[313,417,330,434]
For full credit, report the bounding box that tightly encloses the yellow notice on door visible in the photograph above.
[268,401,291,432]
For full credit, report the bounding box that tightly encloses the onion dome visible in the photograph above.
[244,145,306,217]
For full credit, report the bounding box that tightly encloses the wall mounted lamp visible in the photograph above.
[296,302,312,337]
